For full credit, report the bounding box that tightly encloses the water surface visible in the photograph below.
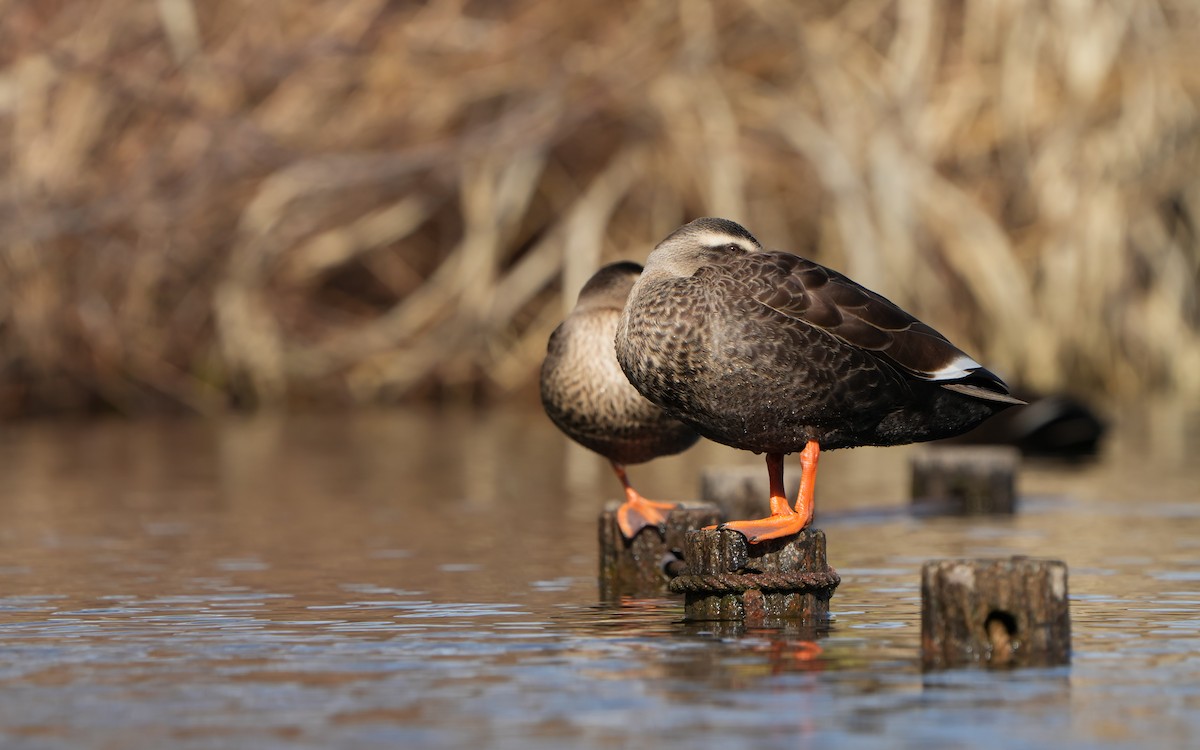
[0,405,1197,748]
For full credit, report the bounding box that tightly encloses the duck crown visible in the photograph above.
[574,261,643,311]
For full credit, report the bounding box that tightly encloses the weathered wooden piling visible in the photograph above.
[921,557,1070,669]
[911,446,1019,515]
[699,466,801,523]
[669,528,840,626]
[598,502,723,599]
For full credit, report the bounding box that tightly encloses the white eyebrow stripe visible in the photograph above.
[927,353,982,381]
[694,229,745,246]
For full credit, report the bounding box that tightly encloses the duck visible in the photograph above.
[615,218,1024,543]
[541,261,701,538]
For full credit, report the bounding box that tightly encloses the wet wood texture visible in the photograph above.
[671,528,839,627]
[597,503,723,599]
[921,557,1071,669]
[911,446,1020,515]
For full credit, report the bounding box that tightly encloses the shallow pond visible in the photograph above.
[0,404,1197,748]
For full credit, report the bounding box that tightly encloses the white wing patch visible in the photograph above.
[927,353,982,381]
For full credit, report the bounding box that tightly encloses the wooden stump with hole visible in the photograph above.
[921,557,1071,669]
[699,466,801,525]
[598,502,723,599]
[668,527,840,627]
[911,446,1020,515]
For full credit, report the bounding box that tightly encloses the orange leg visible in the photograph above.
[793,440,820,529]
[720,442,820,543]
[612,462,681,539]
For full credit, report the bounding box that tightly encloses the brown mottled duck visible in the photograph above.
[615,218,1024,543]
[541,262,700,538]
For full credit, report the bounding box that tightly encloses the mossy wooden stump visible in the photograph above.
[598,502,722,600]
[669,528,840,626]
[911,446,1020,515]
[699,466,800,525]
[921,557,1071,670]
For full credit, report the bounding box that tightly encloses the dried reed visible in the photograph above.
[2,0,1198,415]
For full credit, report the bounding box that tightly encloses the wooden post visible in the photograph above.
[921,557,1071,669]
[911,446,1019,515]
[669,528,839,627]
[699,466,800,524]
[598,502,723,600]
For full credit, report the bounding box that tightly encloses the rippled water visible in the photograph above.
[0,404,1197,748]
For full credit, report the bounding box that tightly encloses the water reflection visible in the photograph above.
[0,405,1195,747]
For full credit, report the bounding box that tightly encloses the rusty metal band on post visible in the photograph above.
[668,567,841,595]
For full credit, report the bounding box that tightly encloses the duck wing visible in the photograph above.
[709,252,1023,404]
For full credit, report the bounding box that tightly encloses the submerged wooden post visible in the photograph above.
[911,446,1019,515]
[699,466,800,525]
[598,503,723,599]
[669,528,840,626]
[921,557,1070,669]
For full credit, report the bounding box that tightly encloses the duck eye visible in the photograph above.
[724,243,743,253]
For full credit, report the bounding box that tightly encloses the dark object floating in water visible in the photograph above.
[541,261,700,538]
[615,217,1023,543]
[948,393,1107,459]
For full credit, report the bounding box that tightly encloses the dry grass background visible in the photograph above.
[2,0,1199,416]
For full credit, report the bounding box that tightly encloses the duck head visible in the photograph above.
[641,217,763,280]
[573,261,644,312]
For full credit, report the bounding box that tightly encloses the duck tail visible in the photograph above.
[941,382,1027,405]
[939,365,1027,405]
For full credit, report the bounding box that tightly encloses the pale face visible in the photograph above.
[644,218,762,279]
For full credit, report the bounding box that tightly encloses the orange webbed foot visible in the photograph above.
[718,506,811,543]
[610,462,681,538]
[616,495,681,538]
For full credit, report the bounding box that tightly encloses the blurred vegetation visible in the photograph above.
[2,0,1199,416]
